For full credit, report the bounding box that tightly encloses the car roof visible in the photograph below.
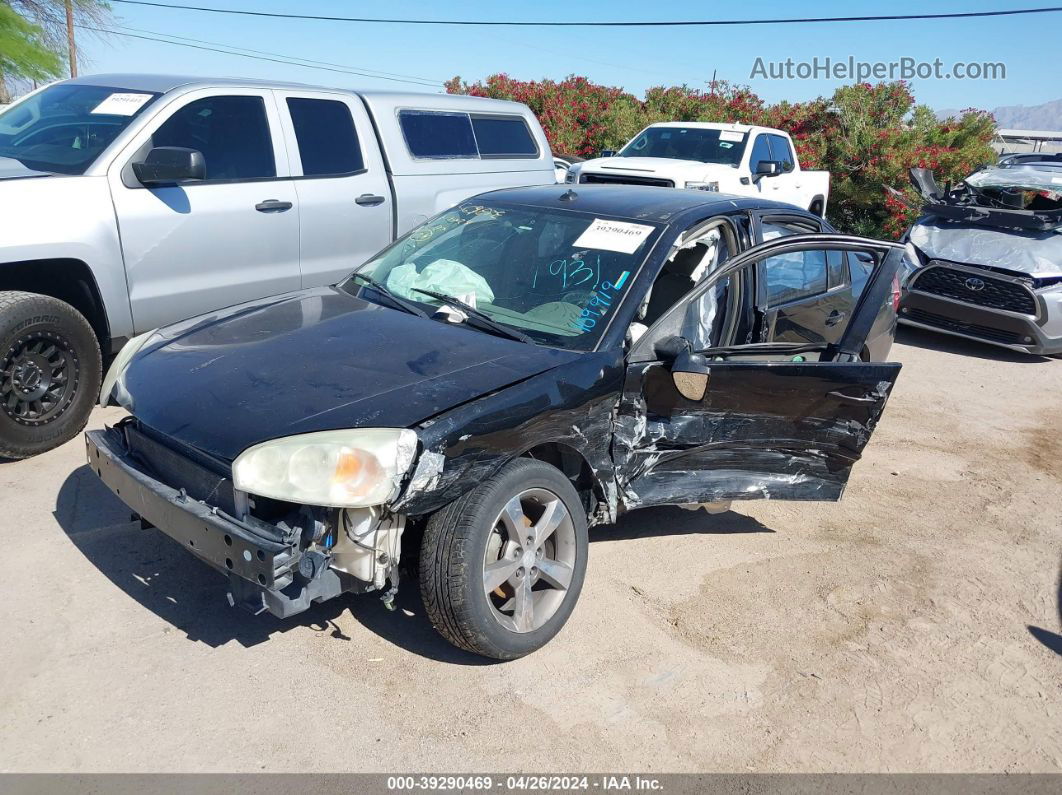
[64,73,324,93]
[476,184,805,224]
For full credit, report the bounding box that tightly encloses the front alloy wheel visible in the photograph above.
[420,458,588,660]
[482,488,578,634]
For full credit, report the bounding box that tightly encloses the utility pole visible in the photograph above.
[65,0,77,78]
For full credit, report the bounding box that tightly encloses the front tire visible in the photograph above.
[0,291,102,460]
[419,458,588,660]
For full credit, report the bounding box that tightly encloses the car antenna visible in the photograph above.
[560,189,578,202]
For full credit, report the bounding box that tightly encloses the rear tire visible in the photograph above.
[0,291,102,460]
[418,458,588,660]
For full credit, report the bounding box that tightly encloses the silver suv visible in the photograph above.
[901,162,1062,356]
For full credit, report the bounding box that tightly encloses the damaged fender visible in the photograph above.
[391,351,627,524]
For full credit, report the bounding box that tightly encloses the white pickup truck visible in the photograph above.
[567,122,830,216]
[0,74,554,458]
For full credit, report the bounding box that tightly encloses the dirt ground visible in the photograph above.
[0,326,1059,773]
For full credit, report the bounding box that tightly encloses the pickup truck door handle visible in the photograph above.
[825,310,847,327]
[255,199,293,212]
[355,193,385,207]
[827,390,879,405]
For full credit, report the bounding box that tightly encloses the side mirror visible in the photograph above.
[599,150,616,158]
[753,160,782,180]
[672,349,711,402]
[132,146,205,186]
[654,336,711,401]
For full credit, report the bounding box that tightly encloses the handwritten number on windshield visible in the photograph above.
[532,255,599,290]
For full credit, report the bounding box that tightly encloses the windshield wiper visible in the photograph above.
[349,273,429,319]
[409,288,536,345]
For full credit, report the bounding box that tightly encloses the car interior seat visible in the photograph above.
[642,244,709,326]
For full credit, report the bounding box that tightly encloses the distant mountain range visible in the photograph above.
[938,98,1062,130]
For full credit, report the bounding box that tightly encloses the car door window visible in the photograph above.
[767,134,795,172]
[760,221,829,306]
[749,134,772,172]
[152,95,276,181]
[286,97,364,176]
[827,250,847,289]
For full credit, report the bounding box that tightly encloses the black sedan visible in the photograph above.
[88,185,904,660]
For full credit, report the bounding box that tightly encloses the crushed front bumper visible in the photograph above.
[85,427,351,618]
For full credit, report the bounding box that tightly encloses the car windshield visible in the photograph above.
[0,84,160,175]
[618,127,747,165]
[345,202,664,350]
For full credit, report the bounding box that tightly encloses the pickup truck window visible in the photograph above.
[470,115,538,157]
[286,98,364,176]
[749,135,772,173]
[398,110,537,160]
[399,110,478,159]
[767,134,796,172]
[0,84,159,175]
[618,127,747,165]
[152,95,276,181]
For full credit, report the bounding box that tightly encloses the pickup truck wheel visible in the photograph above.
[419,458,588,660]
[0,291,102,460]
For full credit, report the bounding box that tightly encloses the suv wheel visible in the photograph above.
[0,291,102,460]
[419,458,588,660]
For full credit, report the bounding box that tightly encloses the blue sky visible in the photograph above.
[79,0,1061,111]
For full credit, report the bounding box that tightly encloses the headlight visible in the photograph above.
[564,170,577,183]
[685,181,719,191]
[232,429,418,508]
[99,328,157,406]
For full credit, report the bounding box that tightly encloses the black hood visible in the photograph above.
[121,287,581,461]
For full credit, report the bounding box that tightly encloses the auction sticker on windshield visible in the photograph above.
[91,93,153,116]
[574,219,654,254]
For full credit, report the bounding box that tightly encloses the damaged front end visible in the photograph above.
[900,166,1062,355]
[86,419,415,618]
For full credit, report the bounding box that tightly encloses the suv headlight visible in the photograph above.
[99,328,158,407]
[685,181,719,191]
[565,170,577,183]
[233,429,418,508]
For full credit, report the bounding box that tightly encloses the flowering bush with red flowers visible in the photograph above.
[446,75,996,239]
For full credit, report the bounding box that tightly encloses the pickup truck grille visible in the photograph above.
[580,173,675,188]
[912,265,1037,315]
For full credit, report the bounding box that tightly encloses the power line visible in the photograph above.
[108,1,1062,27]
[75,25,444,87]
[115,24,445,85]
